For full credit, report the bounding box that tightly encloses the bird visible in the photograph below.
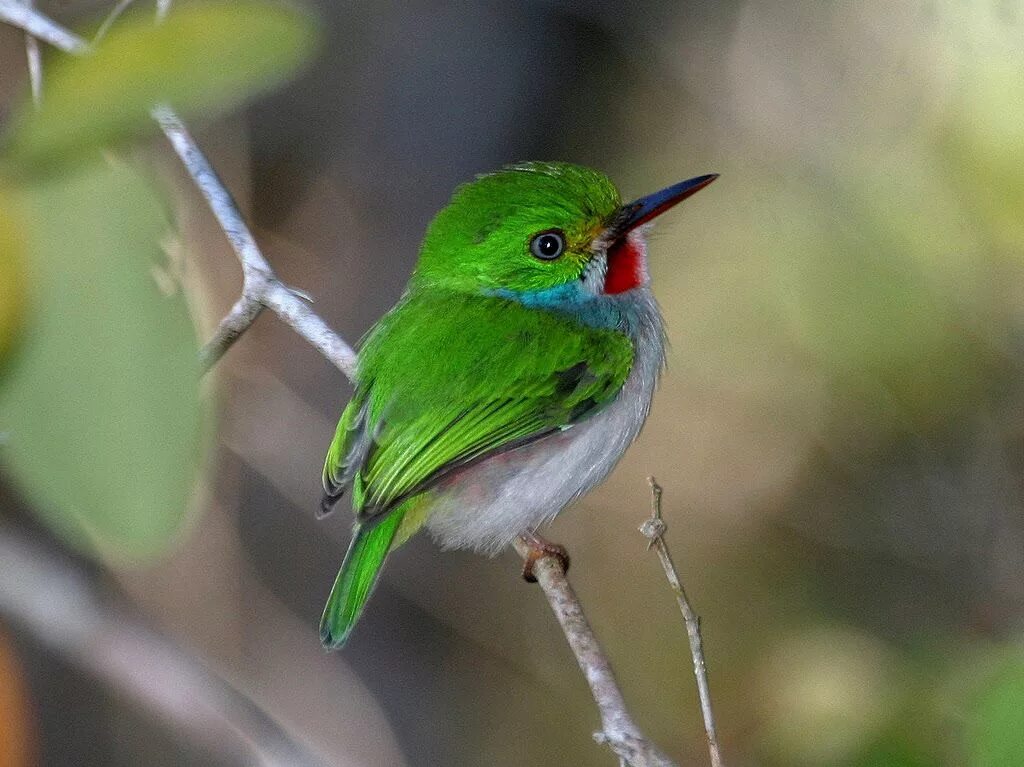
[318,161,716,649]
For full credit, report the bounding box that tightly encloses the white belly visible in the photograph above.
[424,291,665,554]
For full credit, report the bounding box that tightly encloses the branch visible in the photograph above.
[513,538,679,767]
[150,105,357,376]
[639,479,725,767]
[0,524,329,767]
[0,0,88,52]
[23,0,42,107]
[0,0,358,379]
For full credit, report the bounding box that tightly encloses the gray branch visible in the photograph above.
[512,538,679,767]
[150,104,357,377]
[0,0,88,52]
[639,479,725,767]
[0,0,358,378]
[0,525,330,767]
[23,0,42,106]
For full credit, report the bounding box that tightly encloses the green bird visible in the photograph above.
[319,162,716,648]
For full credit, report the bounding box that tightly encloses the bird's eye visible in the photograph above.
[530,230,565,260]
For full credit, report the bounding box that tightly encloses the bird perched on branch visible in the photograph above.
[318,162,716,648]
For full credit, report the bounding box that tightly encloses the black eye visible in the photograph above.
[530,231,565,260]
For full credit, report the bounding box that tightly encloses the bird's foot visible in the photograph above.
[518,532,570,583]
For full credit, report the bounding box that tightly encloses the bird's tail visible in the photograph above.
[320,509,405,650]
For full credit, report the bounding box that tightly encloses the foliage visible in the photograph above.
[4,0,318,174]
[0,195,26,364]
[0,0,317,558]
[964,654,1024,767]
[0,160,205,559]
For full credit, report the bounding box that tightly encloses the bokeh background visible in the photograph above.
[2,0,1024,765]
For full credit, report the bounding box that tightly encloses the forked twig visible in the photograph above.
[150,104,357,375]
[639,478,724,767]
[0,0,358,378]
[512,538,679,767]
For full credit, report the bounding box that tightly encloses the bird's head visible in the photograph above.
[413,161,716,301]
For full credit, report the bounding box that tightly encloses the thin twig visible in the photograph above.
[92,0,137,44]
[0,525,329,767]
[513,538,679,767]
[639,478,724,767]
[0,0,88,52]
[23,0,42,106]
[151,104,357,376]
[0,1,358,378]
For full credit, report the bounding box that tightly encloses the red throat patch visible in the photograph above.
[604,236,646,294]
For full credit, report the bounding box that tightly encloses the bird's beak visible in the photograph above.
[610,173,718,239]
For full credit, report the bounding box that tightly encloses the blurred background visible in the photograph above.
[1,0,1024,765]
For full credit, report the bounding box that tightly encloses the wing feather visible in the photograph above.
[321,291,633,526]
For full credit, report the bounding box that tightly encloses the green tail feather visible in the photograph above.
[320,510,404,650]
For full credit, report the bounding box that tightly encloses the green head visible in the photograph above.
[412,161,717,298]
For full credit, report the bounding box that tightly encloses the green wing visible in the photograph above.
[321,290,633,523]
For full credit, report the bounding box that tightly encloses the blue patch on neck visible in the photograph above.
[492,283,623,329]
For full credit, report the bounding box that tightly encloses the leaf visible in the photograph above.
[0,192,27,365]
[965,656,1024,767]
[4,0,317,173]
[0,159,207,561]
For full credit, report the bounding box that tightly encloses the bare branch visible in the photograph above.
[639,478,725,767]
[93,0,138,44]
[0,525,329,767]
[0,3,358,378]
[23,0,42,106]
[198,293,266,369]
[150,104,358,376]
[0,0,87,53]
[513,538,679,767]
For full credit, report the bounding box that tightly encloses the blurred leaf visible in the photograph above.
[0,159,207,560]
[766,159,1000,435]
[0,629,34,767]
[848,732,938,767]
[755,627,895,766]
[940,58,1024,254]
[4,0,317,173]
[0,191,27,365]
[965,655,1024,767]
[931,8,1024,256]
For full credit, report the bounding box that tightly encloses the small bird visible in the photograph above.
[318,162,716,648]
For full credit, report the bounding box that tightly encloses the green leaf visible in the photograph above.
[4,0,317,173]
[0,191,27,364]
[849,733,938,767]
[965,656,1024,767]
[0,159,207,561]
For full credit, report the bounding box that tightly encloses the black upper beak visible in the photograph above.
[611,173,718,239]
